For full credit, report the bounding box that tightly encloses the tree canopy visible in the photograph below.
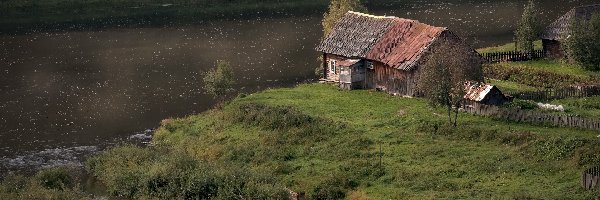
[514,0,540,52]
[564,14,600,71]
[418,43,483,127]
[203,60,235,97]
[322,0,367,37]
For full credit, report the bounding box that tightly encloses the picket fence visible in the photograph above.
[463,102,600,131]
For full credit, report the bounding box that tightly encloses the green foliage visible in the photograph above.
[477,40,543,54]
[86,145,289,199]
[89,84,600,199]
[203,60,235,97]
[34,167,73,190]
[504,99,538,110]
[0,169,89,200]
[550,96,600,119]
[483,62,585,88]
[564,14,600,71]
[322,0,367,37]
[419,43,483,126]
[309,175,357,200]
[514,0,540,52]
[230,103,346,142]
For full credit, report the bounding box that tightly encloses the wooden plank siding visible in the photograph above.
[372,61,416,96]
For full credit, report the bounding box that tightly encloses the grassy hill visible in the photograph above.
[80,84,600,199]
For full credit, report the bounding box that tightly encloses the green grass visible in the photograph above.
[487,78,538,93]
[483,59,600,88]
[477,40,543,54]
[86,84,600,199]
[551,96,600,119]
[502,59,598,77]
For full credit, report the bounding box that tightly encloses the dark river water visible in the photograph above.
[1,0,598,172]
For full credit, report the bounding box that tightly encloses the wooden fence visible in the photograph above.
[463,102,600,131]
[505,85,600,101]
[582,166,600,190]
[481,50,545,63]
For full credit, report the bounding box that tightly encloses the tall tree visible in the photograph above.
[203,60,235,98]
[514,0,540,52]
[418,43,483,127]
[322,0,367,37]
[564,14,600,71]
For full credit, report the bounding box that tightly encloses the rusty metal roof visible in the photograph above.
[316,11,446,71]
[542,4,600,40]
[366,18,446,70]
[464,82,497,102]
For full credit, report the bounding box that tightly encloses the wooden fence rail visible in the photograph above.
[463,102,600,131]
[582,166,600,190]
[481,50,545,63]
[505,85,600,102]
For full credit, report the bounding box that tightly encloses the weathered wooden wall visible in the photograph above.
[464,101,600,131]
[371,61,416,96]
[323,54,347,82]
[542,39,565,59]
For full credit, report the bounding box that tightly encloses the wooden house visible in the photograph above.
[316,11,483,96]
[464,82,511,106]
[542,4,600,59]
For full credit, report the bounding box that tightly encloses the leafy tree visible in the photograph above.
[203,60,235,98]
[564,14,600,71]
[514,0,540,52]
[418,44,483,127]
[322,0,367,37]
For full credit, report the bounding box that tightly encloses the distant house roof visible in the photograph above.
[542,4,600,40]
[464,83,503,102]
[316,11,447,70]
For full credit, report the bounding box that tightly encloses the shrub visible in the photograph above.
[87,144,289,199]
[310,174,357,200]
[504,99,538,110]
[564,14,600,71]
[34,167,73,190]
[0,171,89,200]
[203,60,235,97]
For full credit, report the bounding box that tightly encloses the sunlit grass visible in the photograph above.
[477,40,542,54]
[141,84,600,199]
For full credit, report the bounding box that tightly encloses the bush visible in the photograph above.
[34,167,73,190]
[564,14,600,71]
[504,99,538,110]
[0,170,89,200]
[310,174,357,200]
[87,145,289,199]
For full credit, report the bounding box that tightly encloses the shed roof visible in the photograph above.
[464,83,502,102]
[542,4,600,40]
[316,11,446,70]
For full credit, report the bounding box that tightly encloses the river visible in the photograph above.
[1,0,597,173]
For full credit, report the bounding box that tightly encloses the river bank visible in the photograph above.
[79,83,600,199]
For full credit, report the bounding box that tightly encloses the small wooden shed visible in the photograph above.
[542,4,600,59]
[464,82,511,106]
[316,11,483,97]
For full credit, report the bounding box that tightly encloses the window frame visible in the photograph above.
[329,60,337,74]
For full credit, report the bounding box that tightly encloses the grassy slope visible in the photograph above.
[151,84,599,199]
[487,78,538,93]
[551,96,600,119]
[477,40,543,54]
